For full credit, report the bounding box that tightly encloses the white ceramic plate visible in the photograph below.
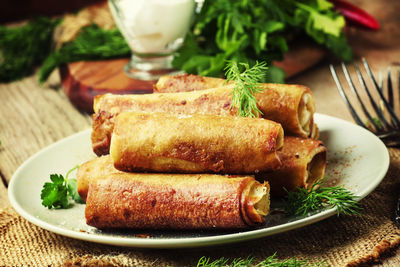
[8,114,389,248]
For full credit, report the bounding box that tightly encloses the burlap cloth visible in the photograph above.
[0,149,398,267]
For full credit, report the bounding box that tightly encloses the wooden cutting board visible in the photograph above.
[60,42,325,113]
[60,58,153,113]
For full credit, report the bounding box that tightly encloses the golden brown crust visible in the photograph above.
[310,122,320,139]
[155,75,315,137]
[91,111,115,156]
[92,87,235,115]
[256,136,327,196]
[256,83,314,137]
[76,155,122,202]
[85,173,269,229]
[155,74,226,93]
[91,87,235,156]
[110,112,283,174]
[241,181,270,225]
[91,80,313,156]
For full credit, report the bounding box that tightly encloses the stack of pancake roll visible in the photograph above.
[78,74,327,230]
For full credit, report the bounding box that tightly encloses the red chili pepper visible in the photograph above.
[330,0,380,31]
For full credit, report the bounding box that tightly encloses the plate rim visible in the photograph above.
[8,113,390,248]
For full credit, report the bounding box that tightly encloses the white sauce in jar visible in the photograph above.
[110,0,195,54]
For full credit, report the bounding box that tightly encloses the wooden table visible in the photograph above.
[0,0,399,265]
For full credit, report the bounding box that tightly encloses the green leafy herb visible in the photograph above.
[225,61,267,117]
[173,0,352,82]
[40,165,83,209]
[285,177,362,216]
[66,178,84,203]
[39,24,130,83]
[197,253,328,267]
[2,0,352,84]
[0,17,60,82]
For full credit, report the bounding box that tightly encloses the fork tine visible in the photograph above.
[387,67,396,126]
[378,71,385,114]
[362,58,400,128]
[354,63,391,129]
[329,65,367,128]
[341,63,383,130]
[387,67,394,108]
[379,71,384,91]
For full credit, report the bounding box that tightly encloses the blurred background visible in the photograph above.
[0,0,101,23]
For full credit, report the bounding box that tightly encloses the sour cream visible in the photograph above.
[110,0,195,54]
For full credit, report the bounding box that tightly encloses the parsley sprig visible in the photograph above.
[285,177,362,216]
[40,165,83,209]
[225,61,267,118]
[197,253,328,267]
[173,0,352,82]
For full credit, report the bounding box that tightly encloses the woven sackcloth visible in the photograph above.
[1,149,400,267]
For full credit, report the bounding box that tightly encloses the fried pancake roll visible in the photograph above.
[155,73,225,93]
[92,80,314,155]
[256,137,326,196]
[310,123,320,139]
[91,86,234,156]
[110,112,284,174]
[156,74,316,137]
[77,155,123,202]
[85,173,270,229]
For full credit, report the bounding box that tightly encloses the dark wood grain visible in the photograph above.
[60,59,154,113]
[0,0,102,23]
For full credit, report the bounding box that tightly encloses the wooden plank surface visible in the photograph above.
[0,76,91,183]
[0,181,9,209]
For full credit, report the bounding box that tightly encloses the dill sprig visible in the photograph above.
[197,253,328,267]
[285,177,362,216]
[225,61,268,117]
[38,24,130,83]
[0,17,60,82]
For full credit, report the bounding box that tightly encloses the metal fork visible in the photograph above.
[329,58,400,147]
[330,58,400,227]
